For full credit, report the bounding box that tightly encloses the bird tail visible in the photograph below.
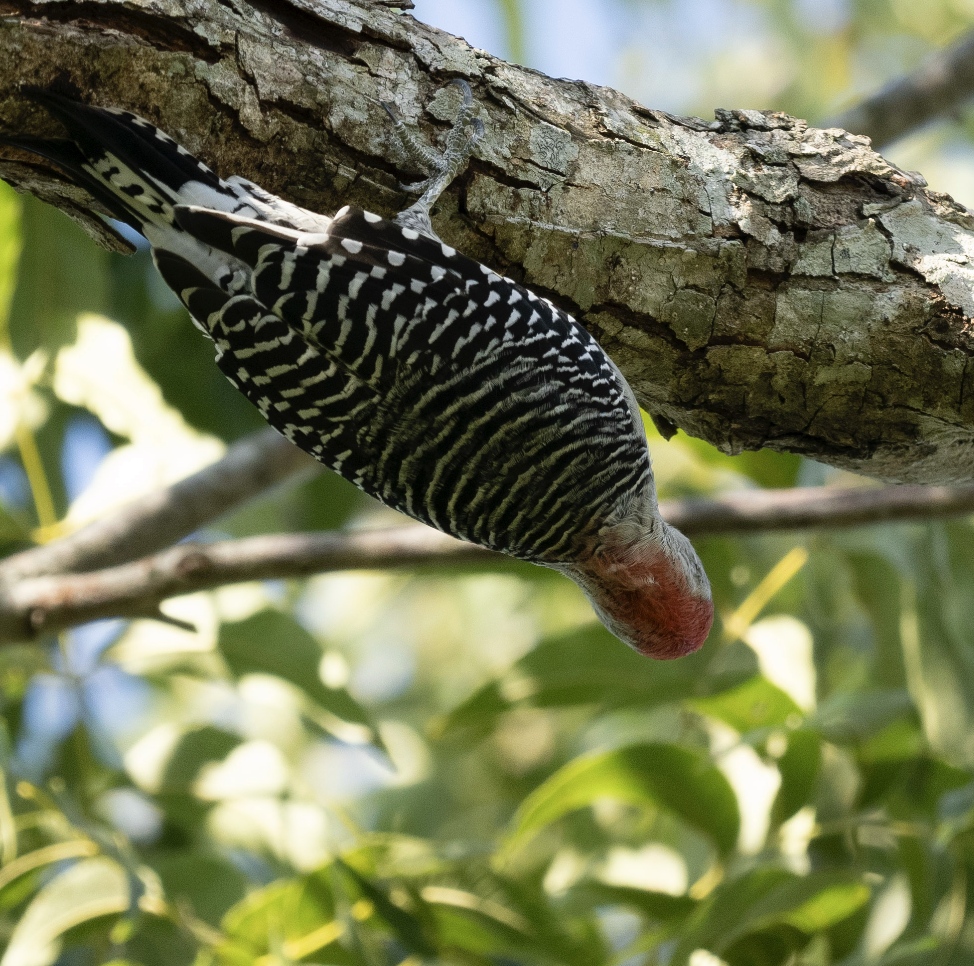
[0,87,245,240]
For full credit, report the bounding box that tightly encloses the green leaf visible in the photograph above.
[9,194,110,357]
[437,625,708,740]
[504,743,740,856]
[124,915,201,966]
[0,857,130,966]
[809,690,915,743]
[434,680,510,740]
[335,857,436,957]
[771,729,820,826]
[570,881,697,922]
[691,675,803,733]
[218,610,382,748]
[423,887,578,964]
[847,550,909,690]
[427,902,525,960]
[158,725,241,793]
[152,854,247,927]
[860,719,925,763]
[683,437,801,490]
[0,180,23,334]
[0,500,28,546]
[672,867,794,965]
[219,870,355,964]
[747,873,871,934]
[342,834,451,881]
[672,869,870,964]
[877,936,944,965]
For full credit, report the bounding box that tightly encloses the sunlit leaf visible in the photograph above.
[691,675,803,733]
[218,869,357,964]
[218,610,383,749]
[672,869,870,964]
[504,743,740,856]
[343,834,453,881]
[0,857,130,966]
[53,313,223,526]
[0,350,47,457]
[747,873,871,934]
[0,181,22,335]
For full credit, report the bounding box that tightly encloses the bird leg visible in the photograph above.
[382,79,484,241]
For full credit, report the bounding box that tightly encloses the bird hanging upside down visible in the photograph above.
[0,81,713,658]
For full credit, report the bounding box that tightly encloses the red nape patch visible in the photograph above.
[594,550,714,660]
[633,575,714,660]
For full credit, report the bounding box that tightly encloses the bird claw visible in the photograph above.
[385,79,484,241]
[385,79,483,193]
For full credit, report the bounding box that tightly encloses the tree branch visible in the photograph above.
[0,526,498,642]
[0,428,320,582]
[2,482,973,644]
[3,0,974,485]
[664,482,974,534]
[826,29,974,149]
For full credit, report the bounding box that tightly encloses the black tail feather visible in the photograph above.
[20,87,224,199]
[0,134,86,169]
[1,87,235,237]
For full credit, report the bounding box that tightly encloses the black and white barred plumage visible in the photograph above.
[1,85,713,658]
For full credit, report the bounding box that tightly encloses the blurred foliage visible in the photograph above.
[2,1,974,964]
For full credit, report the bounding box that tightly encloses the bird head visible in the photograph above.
[562,517,713,660]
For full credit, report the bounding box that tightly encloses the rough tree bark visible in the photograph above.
[2,0,974,484]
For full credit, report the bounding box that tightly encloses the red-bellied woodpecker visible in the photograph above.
[0,82,713,658]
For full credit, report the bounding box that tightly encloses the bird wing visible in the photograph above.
[173,204,618,400]
[164,205,652,557]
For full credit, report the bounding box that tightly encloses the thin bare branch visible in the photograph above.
[0,428,320,583]
[664,483,974,535]
[0,527,497,642]
[826,28,974,148]
[2,482,973,645]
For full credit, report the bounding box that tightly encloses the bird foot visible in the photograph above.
[382,79,484,240]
